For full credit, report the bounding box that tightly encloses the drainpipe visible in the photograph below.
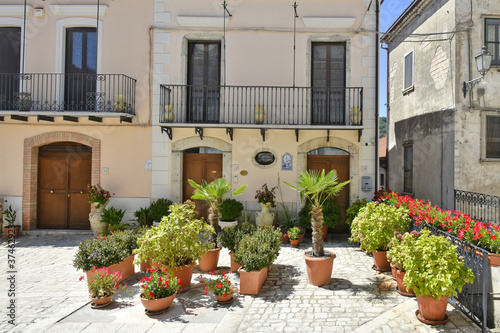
[381,43,389,190]
[375,0,380,191]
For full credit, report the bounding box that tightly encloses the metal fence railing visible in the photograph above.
[455,190,500,226]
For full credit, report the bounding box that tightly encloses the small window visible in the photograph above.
[486,116,500,159]
[403,51,414,91]
[403,145,413,194]
[255,152,275,166]
[485,18,500,66]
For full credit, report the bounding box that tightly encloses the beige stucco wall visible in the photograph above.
[151,0,378,207]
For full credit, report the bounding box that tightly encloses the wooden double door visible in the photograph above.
[38,143,91,229]
[307,154,350,232]
[183,152,223,220]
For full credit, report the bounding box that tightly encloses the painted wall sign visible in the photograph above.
[281,153,293,170]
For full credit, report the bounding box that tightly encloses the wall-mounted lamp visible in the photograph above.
[463,46,493,98]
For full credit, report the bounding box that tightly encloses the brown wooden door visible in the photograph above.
[38,143,91,229]
[183,153,223,220]
[307,155,350,232]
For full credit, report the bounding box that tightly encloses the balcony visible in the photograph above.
[0,73,136,122]
[159,85,363,130]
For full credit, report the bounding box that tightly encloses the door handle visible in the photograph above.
[68,194,70,198]
[80,191,83,194]
[212,170,217,174]
[50,190,54,194]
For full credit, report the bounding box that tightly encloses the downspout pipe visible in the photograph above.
[381,43,389,190]
[375,0,380,192]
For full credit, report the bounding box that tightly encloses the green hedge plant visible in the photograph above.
[149,198,173,222]
[220,198,244,221]
[218,222,256,253]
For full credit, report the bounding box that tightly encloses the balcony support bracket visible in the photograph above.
[161,126,173,140]
[195,127,204,140]
[120,116,132,124]
[260,129,266,142]
[0,116,4,122]
[63,115,79,123]
[358,129,362,143]
[295,129,299,142]
[89,116,102,123]
[11,114,28,122]
[226,128,234,141]
[37,115,54,123]
[327,130,330,142]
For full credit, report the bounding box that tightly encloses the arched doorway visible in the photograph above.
[182,147,223,220]
[37,142,91,229]
[307,147,350,232]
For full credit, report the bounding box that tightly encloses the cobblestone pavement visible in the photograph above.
[0,233,484,333]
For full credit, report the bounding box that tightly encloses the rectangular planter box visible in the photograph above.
[238,267,268,295]
[85,254,135,283]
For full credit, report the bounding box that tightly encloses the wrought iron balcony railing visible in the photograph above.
[159,85,363,127]
[0,73,136,115]
[455,189,500,226]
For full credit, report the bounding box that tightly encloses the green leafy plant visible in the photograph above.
[219,198,244,221]
[133,207,152,228]
[255,183,278,207]
[86,184,113,209]
[218,222,256,253]
[189,178,247,245]
[254,226,282,264]
[149,198,173,222]
[284,170,350,257]
[403,229,475,299]
[2,206,17,227]
[346,198,369,226]
[73,230,138,271]
[298,198,341,230]
[82,267,124,298]
[287,226,301,240]
[349,202,411,252]
[387,231,420,271]
[134,201,214,270]
[234,232,275,272]
[198,270,234,297]
[241,209,252,223]
[139,265,181,299]
[100,207,128,236]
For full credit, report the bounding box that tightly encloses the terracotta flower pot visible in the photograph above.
[4,226,21,239]
[85,254,135,283]
[215,293,234,303]
[198,248,221,272]
[475,250,500,267]
[321,225,328,241]
[390,263,397,281]
[172,262,195,289]
[91,294,113,306]
[140,259,151,271]
[303,251,336,286]
[372,251,391,272]
[290,239,299,247]
[395,269,415,297]
[298,233,305,243]
[417,295,449,322]
[238,267,268,295]
[229,252,242,273]
[282,233,289,243]
[140,292,176,313]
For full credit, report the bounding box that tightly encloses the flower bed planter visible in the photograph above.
[229,252,241,273]
[238,267,268,295]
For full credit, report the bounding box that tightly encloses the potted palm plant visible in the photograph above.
[402,229,474,324]
[188,178,247,272]
[284,170,350,286]
[134,201,214,289]
[3,206,20,238]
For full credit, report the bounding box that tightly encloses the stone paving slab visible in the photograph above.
[0,233,486,333]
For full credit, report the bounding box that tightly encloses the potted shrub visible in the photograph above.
[139,264,181,314]
[149,198,173,226]
[219,222,256,272]
[255,183,277,227]
[188,178,247,271]
[198,270,235,304]
[2,206,20,238]
[387,231,420,297]
[100,207,128,235]
[349,201,411,272]
[133,207,152,228]
[219,198,243,229]
[402,229,475,324]
[299,198,341,241]
[284,170,350,286]
[287,226,300,247]
[134,201,214,289]
[81,267,124,308]
[86,184,113,236]
[74,230,138,282]
[253,226,282,271]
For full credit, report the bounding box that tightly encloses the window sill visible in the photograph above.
[481,158,500,163]
[402,86,415,95]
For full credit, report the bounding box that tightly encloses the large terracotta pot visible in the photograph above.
[198,248,221,272]
[390,263,397,281]
[140,258,151,271]
[172,262,195,289]
[229,252,242,273]
[417,295,449,322]
[256,202,274,227]
[476,250,500,267]
[395,269,415,297]
[303,251,336,286]
[321,225,328,241]
[372,251,391,272]
[85,254,135,283]
[140,292,176,313]
[4,226,21,239]
[238,267,268,295]
[89,205,107,236]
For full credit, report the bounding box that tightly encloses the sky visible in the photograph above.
[379,0,414,117]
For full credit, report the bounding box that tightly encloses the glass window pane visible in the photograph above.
[403,145,413,193]
[404,52,413,89]
[486,116,500,158]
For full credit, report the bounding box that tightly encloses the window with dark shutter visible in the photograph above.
[485,18,500,66]
[403,145,413,194]
[404,51,413,90]
[486,116,500,159]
